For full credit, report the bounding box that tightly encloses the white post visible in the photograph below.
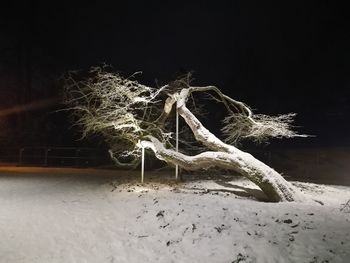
[175,105,179,180]
[141,145,145,184]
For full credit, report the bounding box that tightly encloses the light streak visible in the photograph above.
[0,98,58,117]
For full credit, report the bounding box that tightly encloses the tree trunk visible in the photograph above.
[143,88,304,202]
[141,136,303,202]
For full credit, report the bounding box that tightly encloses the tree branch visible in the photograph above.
[140,136,304,202]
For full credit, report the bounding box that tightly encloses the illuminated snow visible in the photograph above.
[0,167,349,262]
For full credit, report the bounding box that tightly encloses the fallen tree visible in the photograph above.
[63,67,307,202]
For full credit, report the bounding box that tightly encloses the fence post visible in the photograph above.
[75,148,80,167]
[44,148,50,166]
[19,148,24,165]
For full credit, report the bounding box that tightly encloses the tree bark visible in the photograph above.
[143,88,304,202]
[141,136,303,202]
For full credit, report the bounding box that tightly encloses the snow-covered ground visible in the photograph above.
[0,167,349,263]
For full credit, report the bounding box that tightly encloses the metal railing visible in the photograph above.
[1,146,349,185]
[0,146,111,167]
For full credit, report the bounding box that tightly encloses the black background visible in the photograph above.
[0,1,349,147]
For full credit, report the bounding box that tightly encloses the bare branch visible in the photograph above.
[63,67,307,202]
[222,113,308,144]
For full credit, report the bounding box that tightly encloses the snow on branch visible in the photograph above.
[63,66,171,162]
[63,67,307,201]
[176,84,307,145]
[221,112,307,144]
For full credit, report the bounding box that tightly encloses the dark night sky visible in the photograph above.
[1,1,349,147]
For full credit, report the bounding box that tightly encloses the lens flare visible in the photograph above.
[0,98,58,117]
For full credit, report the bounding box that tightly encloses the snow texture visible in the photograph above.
[0,167,349,263]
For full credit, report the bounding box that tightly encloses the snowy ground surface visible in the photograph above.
[0,167,349,263]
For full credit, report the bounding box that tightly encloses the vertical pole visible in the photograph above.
[44,148,49,166]
[141,145,145,184]
[175,106,179,180]
[19,148,24,166]
[75,148,80,167]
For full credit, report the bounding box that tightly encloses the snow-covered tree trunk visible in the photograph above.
[139,88,304,202]
[140,137,302,202]
[64,68,306,202]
